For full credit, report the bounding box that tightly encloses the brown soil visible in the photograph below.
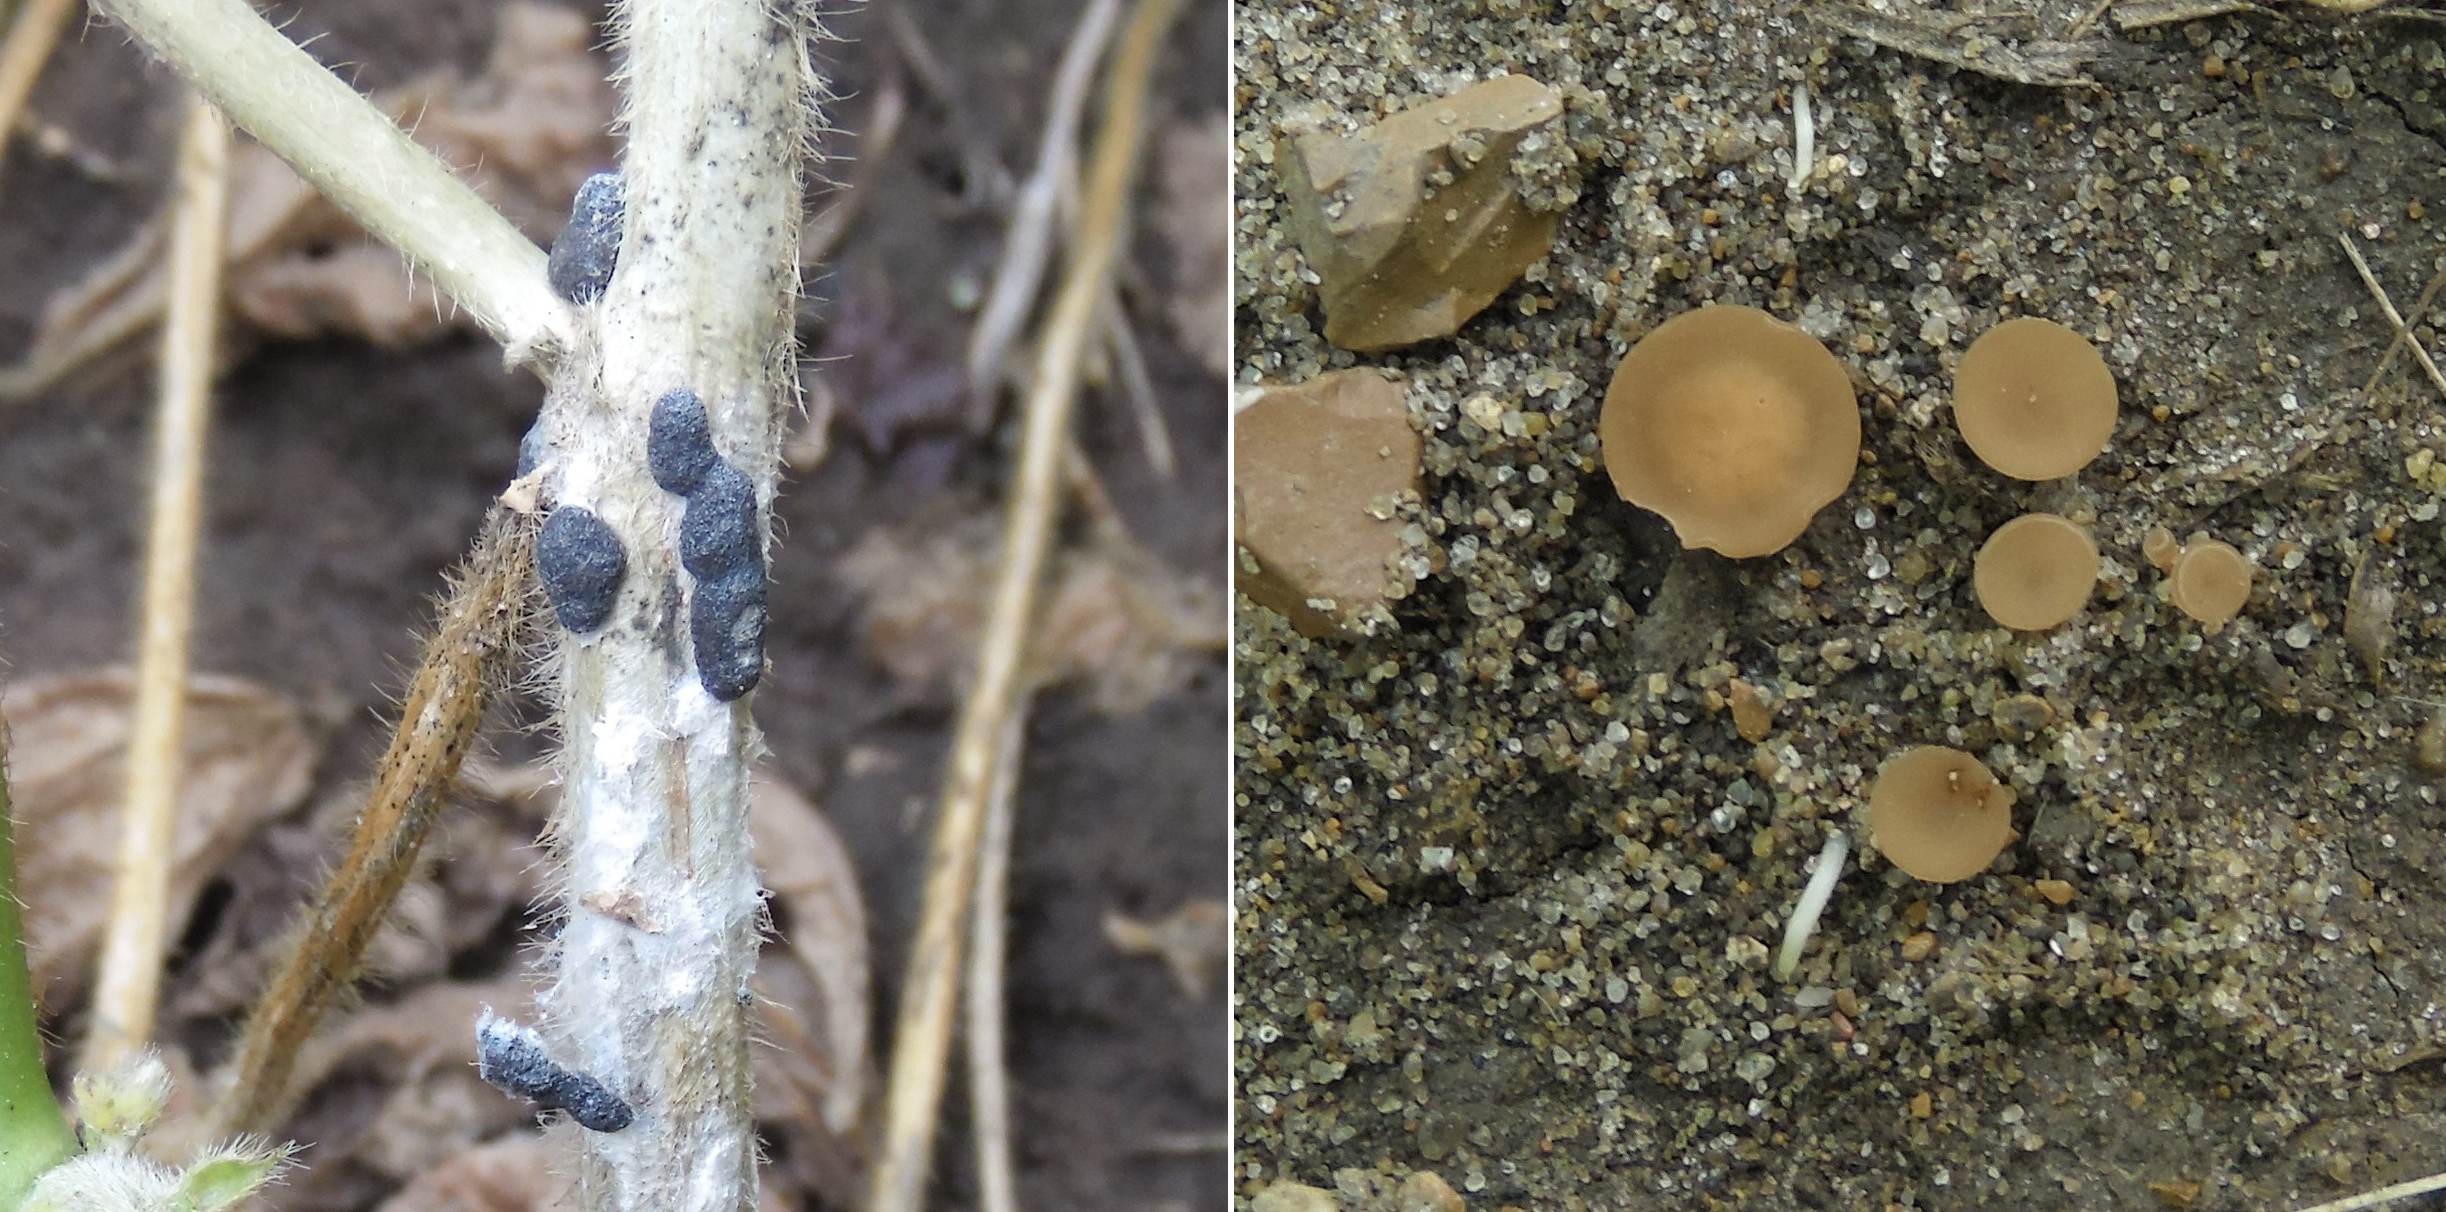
[0,0,1225,1207]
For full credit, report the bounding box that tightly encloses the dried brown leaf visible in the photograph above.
[2,668,316,1012]
[369,1132,570,1212]
[747,778,873,1202]
[842,519,1225,712]
[1155,118,1228,378]
[1102,898,1226,1000]
[748,777,871,1136]
[5,2,617,393]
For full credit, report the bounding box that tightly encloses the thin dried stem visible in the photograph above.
[966,701,1031,1212]
[85,97,229,1073]
[2293,1170,2446,1212]
[0,0,76,187]
[961,0,1123,424]
[2062,0,2117,38]
[206,506,535,1139]
[2339,232,2446,400]
[88,0,573,364]
[2363,256,2446,393]
[866,0,1184,1205]
[1098,284,1175,478]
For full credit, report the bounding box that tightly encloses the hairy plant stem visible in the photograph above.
[88,0,573,365]
[528,0,809,1207]
[206,506,536,1140]
[0,723,76,1207]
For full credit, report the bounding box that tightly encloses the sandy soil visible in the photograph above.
[1233,3,2446,1208]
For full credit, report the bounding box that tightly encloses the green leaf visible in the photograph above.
[0,729,77,1210]
[170,1143,291,1212]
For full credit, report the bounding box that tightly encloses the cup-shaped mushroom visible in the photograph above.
[1599,305,1860,558]
[2140,524,2181,572]
[1972,512,2099,631]
[1869,746,2017,884]
[2170,537,2252,628]
[1952,317,2118,481]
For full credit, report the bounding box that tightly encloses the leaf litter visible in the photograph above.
[0,1,617,398]
[3,659,872,1210]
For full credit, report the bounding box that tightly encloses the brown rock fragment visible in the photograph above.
[1728,678,1775,741]
[1396,1172,1465,1212]
[1235,369,1421,636]
[1281,76,1567,351]
[1251,1183,1341,1212]
[2148,1178,2203,1208]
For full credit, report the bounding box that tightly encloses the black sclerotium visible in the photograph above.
[647,388,718,495]
[546,172,624,304]
[537,506,628,634]
[679,461,759,580]
[690,562,768,701]
[475,1010,634,1133]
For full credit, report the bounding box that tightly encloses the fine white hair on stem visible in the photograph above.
[1788,76,1815,195]
[1775,830,1850,981]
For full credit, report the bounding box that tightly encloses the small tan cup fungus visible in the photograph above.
[2169,537,2252,629]
[1599,305,1860,558]
[1972,512,2099,631]
[2140,524,2181,572]
[1952,317,2118,481]
[1869,746,2017,884]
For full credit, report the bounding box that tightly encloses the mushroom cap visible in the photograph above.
[1599,305,1859,558]
[1972,512,2100,631]
[1868,746,2017,884]
[1952,317,2119,480]
[2140,524,2181,572]
[2170,537,2252,627]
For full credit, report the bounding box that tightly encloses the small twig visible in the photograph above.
[1099,284,1176,479]
[1061,435,1129,541]
[85,96,229,1073]
[961,0,1123,427]
[2364,257,2446,392]
[2339,232,2446,400]
[0,0,78,188]
[89,0,572,364]
[1126,1128,1229,1156]
[2063,0,2119,38]
[882,5,1011,208]
[206,505,534,1139]
[2293,1170,2446,1212]
[866,0,1183,1206]
[966,700,1032,1212]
